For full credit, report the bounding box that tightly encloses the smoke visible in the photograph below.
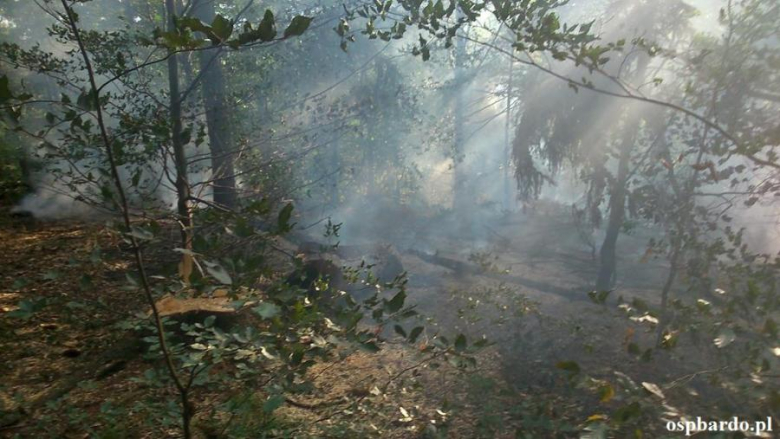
[6,0,779,259]
[13,189,96,220]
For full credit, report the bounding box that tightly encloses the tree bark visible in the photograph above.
[191,0,238,209]
[595,128,636,291]
[165,0,194,283]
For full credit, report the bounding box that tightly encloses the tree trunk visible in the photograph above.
[192,0,238,209]
[503,57,514,212]
[165,0,194,285]
[655,242,680,346]
[18,154,32,193]
[60,4,193,438]
[595,128,635,291]
[452,6,469,212]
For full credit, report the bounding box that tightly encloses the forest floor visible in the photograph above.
[0,210,708,438]
[0,218,528,438]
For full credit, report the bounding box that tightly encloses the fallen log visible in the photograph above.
[406,249,479,275]
[149,290,256,330]
[153,295,235,317]
[406,249,591,303]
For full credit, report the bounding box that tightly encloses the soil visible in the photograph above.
[0,209,719,438]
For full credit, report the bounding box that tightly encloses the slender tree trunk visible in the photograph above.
[329,133,340,207]
[165,0,194,283]
[18,155,32,193]
[60,3,193,438]
[593,52,653,291]
[452,6,468,212]
[364,67,381,196]
[656,242,681,346]
[174,0,196,89]
[191,0,238,208]
[180,55,196,102]
[654,135,707,345]
[595,128,635,291]
[503,57,514,212]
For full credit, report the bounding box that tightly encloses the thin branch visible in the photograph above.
[59,1,192,437]
[461,35,780,171]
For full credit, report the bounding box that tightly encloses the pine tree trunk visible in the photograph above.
[192,0,238,208]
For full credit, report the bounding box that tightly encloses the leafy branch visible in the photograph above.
[58,1,196,437]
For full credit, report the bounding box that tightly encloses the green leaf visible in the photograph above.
[126,273,139,288]
[284,16,312,38]
[211,15,233,41]
[258,10,277,41]
[581,422,608,439]
[360,341,381,352]
[0,75,11,103]
[454,334,467,352]
[385,290,406,313]
[178,17,210,35]
[12,278,29,290]
[419,35,430,61]
[277,202,295,232]
[173,247,199,257]
[42,270,61,281]
[252,302,280,320]
[289,350,304,366]
[472,336,490,348]
[407,326,424,343]
[660,331,678,349]
[204,260,232,285]
[598,383,615,402]
[131,169,142,187]
[394,325,407,337]
[263,395,285,414]
[76,89,99,111]
[7,298,47,320]
[246,198,271,215]
[587,290,610,305]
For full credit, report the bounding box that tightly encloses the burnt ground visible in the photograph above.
[0,209,723,438]
[397,207,724,384]
[0,217,516,438]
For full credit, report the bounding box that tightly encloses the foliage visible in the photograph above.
[1,0,779,437]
